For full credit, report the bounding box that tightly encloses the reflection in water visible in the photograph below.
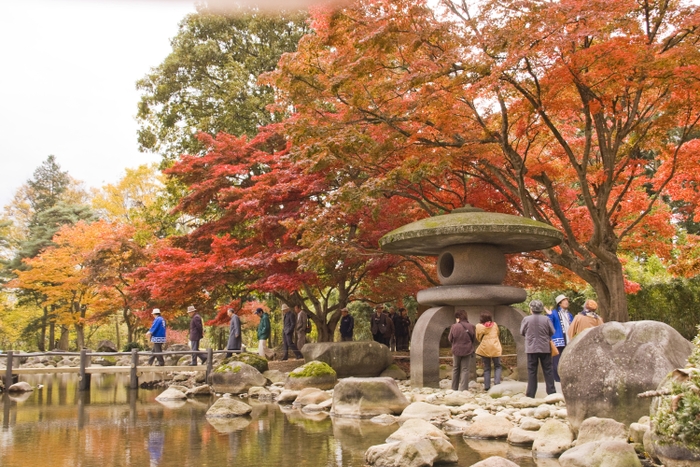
[0,375,551,467]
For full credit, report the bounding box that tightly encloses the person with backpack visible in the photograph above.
[294,305,309,352]
[475,311,502,391]
[448,309,476,391]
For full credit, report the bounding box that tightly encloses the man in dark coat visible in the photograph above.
[281,304,302,360]
[187,305,207,365]
[226,308,241,357]
[370,305,389,345]
[520,299,556,398]
[339,307,354,341]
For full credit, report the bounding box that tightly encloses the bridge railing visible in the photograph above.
[1,347,243,392]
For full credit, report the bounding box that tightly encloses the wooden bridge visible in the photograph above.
[1,348,239,391]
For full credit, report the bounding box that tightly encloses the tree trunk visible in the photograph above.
[75,323,85,349]
[589,257,629,323]
[49,322,55,349]
[38,306,48,351]
[58,325,70,350]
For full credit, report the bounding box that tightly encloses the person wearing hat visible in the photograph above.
[281,304,303,360]
[339,307,354,341]
[520,300,556,398]
[146,308,166,366]
[226,308,242,358]
[568,299,604,340]
[370,304,390,345]
[549,294,573,382]
[187,305,207,366]
[255,307,270,357]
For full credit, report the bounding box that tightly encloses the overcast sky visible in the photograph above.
[0,0,196,207]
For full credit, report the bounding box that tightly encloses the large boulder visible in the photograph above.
[210,361,267,394]
[574,417,627,446]
[558,441,642,467]
[331,377,410,418]
[221,353,269,373]
[560,320,692,432]
[205,395,253,418]
[532,419,575,458]
[301,342,393,377]
[285,361,337,390]
[96,340,118,352]
[463,414,514,439]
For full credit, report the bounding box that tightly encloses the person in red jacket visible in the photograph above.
[448,309,476,391]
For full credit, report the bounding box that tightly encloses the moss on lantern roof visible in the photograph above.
[379,207,563,256]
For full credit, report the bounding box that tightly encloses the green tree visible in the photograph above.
[136,5,309,161]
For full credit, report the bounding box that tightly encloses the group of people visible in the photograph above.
[145,305,209,366]
[449,295,604,396]
[370,305,413,351]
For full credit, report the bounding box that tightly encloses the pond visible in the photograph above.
[1,374,548,467]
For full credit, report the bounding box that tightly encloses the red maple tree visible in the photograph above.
[265,0,700,321]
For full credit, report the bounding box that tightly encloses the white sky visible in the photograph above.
[0,0,196,207]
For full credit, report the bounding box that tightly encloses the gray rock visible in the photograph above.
[371,414,398,425]
[248,386,273,399]
[155,387,187,401]
[470,458,520,467]
[332,377,410,418]
[463,414,514,439]
[558,440,642,467]
[519,417,543,431]
[205,396,253,418]
[532,419,574,458]
[575,417,627,446]
[210,362,267,394]
[285,361,337,390]
[365,438,457,467]
[487,381,527,398]
[96,340,118,352]
[441,393,472,406]
[507,426,538,446]
[398,402,451,422]
[206,416,252,433]
[629,422,649,444]
[262,369,287,384]
[8,381,33,393]
[185,385,212,397]
[294,388,331,407]
[442,418,469,434]
[380,364,407,380]
[276,389,299,403]
[301,342,393,377]
[560,320,692,432]
[386,418,449,442]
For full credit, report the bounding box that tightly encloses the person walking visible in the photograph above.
[448,309,476,391]
[521,300,556,398]
[187,305,207,366]
[339,307,354,341]
[370,305,389,345]
[226,308,241,357]
[395,308,411,351]
[549,294,573,382]
[255,308,270,357]
[294,305,308,351]
[146,308,166,366]
[281,304,302,360]
[475,311,502,391]
[568,299,604,340]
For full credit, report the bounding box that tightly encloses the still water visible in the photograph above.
[1,374,544,467]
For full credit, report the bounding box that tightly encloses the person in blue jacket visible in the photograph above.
[146,308,166,366]
[549,294,573,382]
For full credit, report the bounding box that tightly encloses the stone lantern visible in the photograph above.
[379,205,563,387]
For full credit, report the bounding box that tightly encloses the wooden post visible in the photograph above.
[78,349,91,391]
[130,349,139,390]
[4,351,13,391]
[206,348,213,384]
